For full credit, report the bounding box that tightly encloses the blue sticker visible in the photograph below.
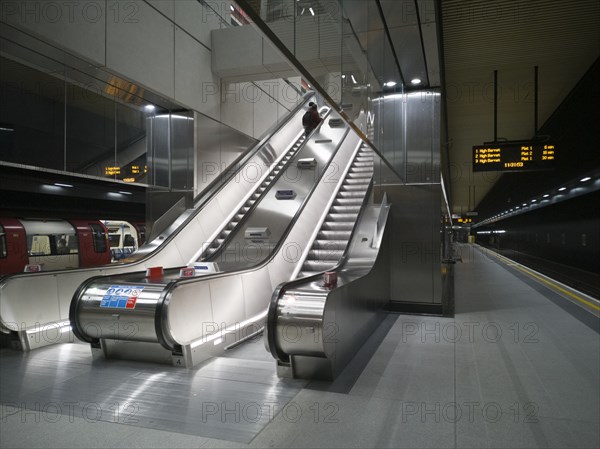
[100,285,145,309]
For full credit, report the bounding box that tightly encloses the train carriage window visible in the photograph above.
[0,225,7,258]
[89,224,108,253]
[123,234,135,247]
[28,234,78,255]
[28,235,51,255]
[109,234,121,248]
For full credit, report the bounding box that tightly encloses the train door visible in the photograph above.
[21,219,79,271]
[69,220,111,267]
[103,221,139,261]
[0,218,28,274]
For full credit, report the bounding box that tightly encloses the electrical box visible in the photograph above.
[275,190,296,200]
[297,158,317,168]
[244,227,271,240]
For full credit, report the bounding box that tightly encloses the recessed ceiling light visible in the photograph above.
[144,104,155,111]
[531,199,537,203]
[558,187,566,191]
[54,183,73,188]
[118,191,132,195]
[410,78,422,85]
[522,203,527,206]
[385,81,397,87]
[543,194,550,198]
[580,177,591,182]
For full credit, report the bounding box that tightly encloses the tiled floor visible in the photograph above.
[1,244,598,448]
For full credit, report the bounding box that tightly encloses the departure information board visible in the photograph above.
[473,143,556,172]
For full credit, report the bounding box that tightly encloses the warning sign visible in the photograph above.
[100,285,145,309]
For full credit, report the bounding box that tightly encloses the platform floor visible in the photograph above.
[1,244,599,448]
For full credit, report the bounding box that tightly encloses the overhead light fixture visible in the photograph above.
[144,104,155,111]
[309,7,314,15]
[558,187,566,191]
[410,78,422,85]
[580,177,591,182]
[543,194,550,198]
[351,75,358,84]
[385,81,397,87]
[531,199,537,203]
[522,203,527,206]
[118,191,133,195]
[54,183,73,188]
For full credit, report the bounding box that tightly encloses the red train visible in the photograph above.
[0,218,113,275]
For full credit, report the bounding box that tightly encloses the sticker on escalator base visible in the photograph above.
[100,285,145,309]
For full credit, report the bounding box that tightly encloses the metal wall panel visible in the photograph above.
[373,90,441,183]
[170,112,194,191]
[386,184,442,304]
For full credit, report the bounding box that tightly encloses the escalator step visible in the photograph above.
[344,178,370,185]
[330,205,361,213]
[312,240,348,250]
[326,213,358,222]
[338,191,366,198]
[350,167,373,173]
[341,184,368,192]
[318,230,352,240]
[321,222,353,231]
[308,249,344,260]
[333,198,363,206]
[303,260,337,272]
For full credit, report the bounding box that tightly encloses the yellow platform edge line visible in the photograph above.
[483,249,600,312]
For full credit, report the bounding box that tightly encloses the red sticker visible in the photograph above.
[126,297,138,309]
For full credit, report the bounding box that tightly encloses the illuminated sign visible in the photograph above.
[457,217,473,224]
[123,178,136,183]
[131,165,141,174]
[473,143,556,172]
[105,166,121,175]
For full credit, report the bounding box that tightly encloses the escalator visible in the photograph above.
[299,145,373,276]
[264,145,392,380]
[69,113,364,367]
[199,131,312,260]
[0,93,320,350]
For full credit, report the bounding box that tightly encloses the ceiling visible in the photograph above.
[438,0,600,214]
[332,0,598,214]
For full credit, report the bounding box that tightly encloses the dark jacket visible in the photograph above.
[306,108,322,131]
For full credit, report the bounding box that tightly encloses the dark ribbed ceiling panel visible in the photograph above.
[443,0,599,68]
[441,0,600,213]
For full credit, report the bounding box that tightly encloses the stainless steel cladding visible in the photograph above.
[274,292,328,358]
[72,281,166,344]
